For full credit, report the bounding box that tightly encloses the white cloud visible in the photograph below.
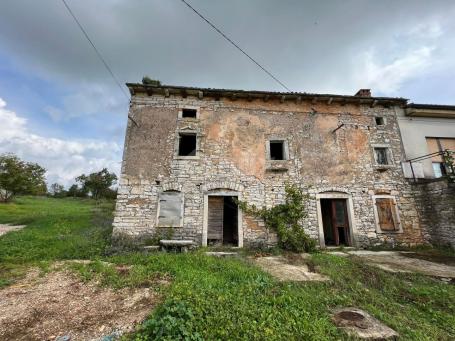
[359,46,435,94]
[0,98,121,188]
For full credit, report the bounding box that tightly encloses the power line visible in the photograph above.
[179,0,291,92]
[61,0,129,101]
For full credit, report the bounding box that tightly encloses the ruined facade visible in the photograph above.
[113,84,427,248]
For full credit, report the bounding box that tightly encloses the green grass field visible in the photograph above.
[1,197,454,340]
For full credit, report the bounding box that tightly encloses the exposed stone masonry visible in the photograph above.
[113,87,426,248]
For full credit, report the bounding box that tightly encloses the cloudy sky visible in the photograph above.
[1,0,454,187]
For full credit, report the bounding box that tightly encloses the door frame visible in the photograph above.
[202,190,243,247]
[316,192,357,248]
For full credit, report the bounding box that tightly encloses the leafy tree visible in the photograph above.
[49,183,66,198]
[76,168,117,200]
[67,184,87,197]
[0,153,47,202]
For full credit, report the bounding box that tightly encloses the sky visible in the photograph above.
[0,0,454,187]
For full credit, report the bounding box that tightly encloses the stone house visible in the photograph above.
[113,84,428,248]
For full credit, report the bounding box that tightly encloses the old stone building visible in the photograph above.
[113,84,428,248]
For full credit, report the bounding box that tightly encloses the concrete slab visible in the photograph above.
[205,252,238,258]
[346,250,455,278]
[253,256,329,282]
[0,224,25,237]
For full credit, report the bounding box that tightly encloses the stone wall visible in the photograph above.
[113,91,425,248]
[412,179,455,249]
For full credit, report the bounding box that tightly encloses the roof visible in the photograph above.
[405,103,455,118]
[126,83,409,107]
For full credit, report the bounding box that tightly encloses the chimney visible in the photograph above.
[355,89,371,97]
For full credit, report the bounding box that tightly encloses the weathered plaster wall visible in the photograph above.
[412,180,455,249]
[113,93,425,247]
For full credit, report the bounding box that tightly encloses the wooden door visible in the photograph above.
[331,200,350,246]
[376,198,396,231]
[208,196,224,242]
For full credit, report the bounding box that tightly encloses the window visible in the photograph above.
[269,140,285,160]
[374,147,389,165]
[157,191,183,227]
[373,196,401,232]
[375,117,385,126]
[178,133,197,156]
[182,108,197,118]
[432,162,445,178]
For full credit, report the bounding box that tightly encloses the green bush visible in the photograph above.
[237,184,316,252]
[135,300,203,341]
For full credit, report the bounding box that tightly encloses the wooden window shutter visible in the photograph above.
[376,198,397,231]
[158,191,183,227]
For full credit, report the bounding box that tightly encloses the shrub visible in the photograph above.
[237,184,316,252]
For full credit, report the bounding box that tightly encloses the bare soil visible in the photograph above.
[0,268,163,341]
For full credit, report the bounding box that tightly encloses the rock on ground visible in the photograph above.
[0,224,26,236]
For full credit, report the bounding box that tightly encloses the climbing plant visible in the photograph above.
[237,184,316,252]
[442,150,455,182]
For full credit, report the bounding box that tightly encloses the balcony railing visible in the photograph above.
[406,149,454,183]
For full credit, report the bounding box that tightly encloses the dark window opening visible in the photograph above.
[375,117,384,126]
[270,141,285,160]
[178,133,197,156]
[374,147,389,165]
[182,108,197,118]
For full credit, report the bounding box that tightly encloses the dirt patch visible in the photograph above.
[253,255,329,282]
[0,224,26,236]
[0,268,163,341]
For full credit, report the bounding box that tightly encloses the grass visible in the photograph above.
[1,196,454,340]
[0,196,113,287]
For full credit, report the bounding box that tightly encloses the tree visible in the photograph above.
[142,76,161,86]
[0,153,47,202]
[76,168,117,200]
[49,183,66,198]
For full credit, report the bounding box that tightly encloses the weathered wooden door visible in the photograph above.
[331,199,350,246]
[207,196,224,242]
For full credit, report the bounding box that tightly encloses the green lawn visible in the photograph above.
[1,197,454,340]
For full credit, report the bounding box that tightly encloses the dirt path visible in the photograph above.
[0,224,25,236]
[0,268,162,341]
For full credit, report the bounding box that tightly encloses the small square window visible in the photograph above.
[375,117,384,126]
[432,162,445,178]
[270,141,285,160]
[182,108,197,118]
[178,133,197,156]
[374,147,389,165]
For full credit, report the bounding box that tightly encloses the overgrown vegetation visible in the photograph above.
[237,184,316,252]
[1,197,454,340]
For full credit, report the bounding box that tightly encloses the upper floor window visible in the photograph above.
[182,108,197,118]
[268,140,288,160]
[178,133,197,157]
[374,147,390,165]
[375,117,385,126]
